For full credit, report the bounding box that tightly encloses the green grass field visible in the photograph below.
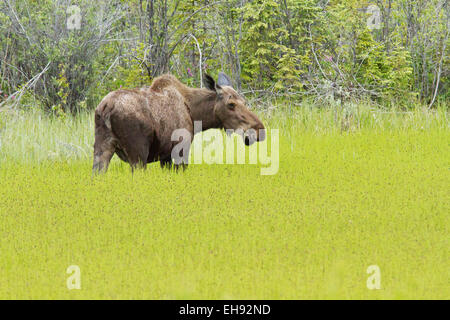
[0,104,448,299]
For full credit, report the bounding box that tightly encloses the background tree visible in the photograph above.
[0,0,448,112]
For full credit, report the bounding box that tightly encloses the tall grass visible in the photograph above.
[0,109,94,163]
[0,102,448,163]
[0,103,448,299]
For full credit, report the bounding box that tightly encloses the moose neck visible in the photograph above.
[186,88,222,131]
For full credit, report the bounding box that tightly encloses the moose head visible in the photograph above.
[203,72,266,145]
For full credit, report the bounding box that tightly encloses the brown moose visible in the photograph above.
[92,72,265,173]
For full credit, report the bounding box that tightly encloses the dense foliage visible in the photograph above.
[0,0,448,113]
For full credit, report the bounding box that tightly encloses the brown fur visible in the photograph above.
[92,73,265,173]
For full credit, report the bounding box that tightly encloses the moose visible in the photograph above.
[92,72,265,173]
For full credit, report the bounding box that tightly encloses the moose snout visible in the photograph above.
[254,121,266,142]
[243,123,266,146]
[258,126,266,142]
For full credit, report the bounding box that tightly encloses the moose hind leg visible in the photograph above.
[92,136,116,174]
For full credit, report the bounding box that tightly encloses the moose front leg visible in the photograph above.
[159,157,188,171]
[159,157,173,170]
[160,135,191,171]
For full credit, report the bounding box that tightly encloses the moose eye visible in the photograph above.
[228,103,236,109]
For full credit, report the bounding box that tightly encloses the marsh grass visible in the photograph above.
[0,102,448,299]
[0,101,447,163]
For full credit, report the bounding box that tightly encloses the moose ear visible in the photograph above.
[217,72,232,87]
[203,74,216,91]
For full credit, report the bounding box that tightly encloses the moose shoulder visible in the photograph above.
[92,73,265,173]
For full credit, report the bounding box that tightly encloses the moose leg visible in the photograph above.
[175,142,190,171]
[129,150,149,171]
[160,157,173,170]
[92,136,116,174]
[160,159,187,171]
[125,140,150,172]
[160,142,190,171]
[175,163,188,171]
